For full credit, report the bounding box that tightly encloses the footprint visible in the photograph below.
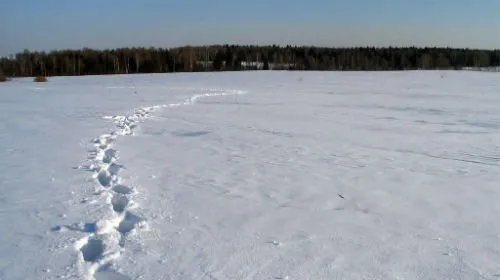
[118,212,144,234]
[107,163,122,176]
[80,237,104,262]
[93,139,111,150]
[111,195,130,213]
[92,138,104,145]
[112,185,133,194]
[97,170,112,187]
[102,148,117,164]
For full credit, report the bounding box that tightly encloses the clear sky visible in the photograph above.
[1,0,499,55]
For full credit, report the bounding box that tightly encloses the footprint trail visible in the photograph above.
[70,89,246,279]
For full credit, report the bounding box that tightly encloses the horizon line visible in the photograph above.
[4,44,500,56]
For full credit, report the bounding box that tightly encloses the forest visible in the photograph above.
[1,45,499,77]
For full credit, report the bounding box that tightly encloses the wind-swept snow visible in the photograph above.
[0,71,499,280]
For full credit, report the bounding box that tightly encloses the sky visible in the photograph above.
[1,0,499,55]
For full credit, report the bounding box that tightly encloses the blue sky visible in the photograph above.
[1,0,499,55]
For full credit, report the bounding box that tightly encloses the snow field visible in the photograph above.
[0,71,499,279]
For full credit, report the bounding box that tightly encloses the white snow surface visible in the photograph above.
[0,71,499,280]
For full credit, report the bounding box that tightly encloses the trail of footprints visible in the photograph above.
[75,107,154,278]
[64,90,247,279]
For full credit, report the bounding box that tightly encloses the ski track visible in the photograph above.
[70,89,246,280]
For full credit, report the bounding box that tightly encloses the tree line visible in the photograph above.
[1,45,499,77]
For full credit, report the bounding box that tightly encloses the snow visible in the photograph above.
[0,71,499,280]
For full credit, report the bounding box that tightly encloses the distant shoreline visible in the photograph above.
[1,45,499,77]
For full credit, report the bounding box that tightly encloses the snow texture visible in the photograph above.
[0,71,499,280]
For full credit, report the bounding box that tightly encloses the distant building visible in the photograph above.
[240,61,264,69]
[462,66,500,72]
[196,60,296,71]
[241,61,296,70]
